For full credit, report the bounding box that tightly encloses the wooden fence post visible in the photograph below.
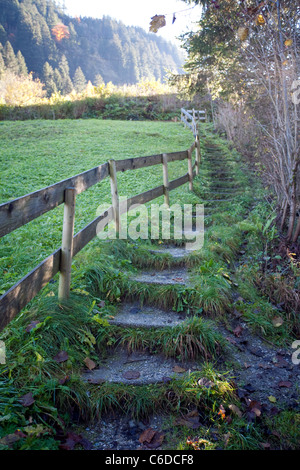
[58,187,76,300]
[195,135,201,175]
[108,159,120,235]
[187,149,193,191]
[162,153,170,207]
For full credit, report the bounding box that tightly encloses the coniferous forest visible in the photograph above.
[0,0,185,95]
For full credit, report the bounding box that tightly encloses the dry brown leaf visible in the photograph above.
[228,404,243,418]
[233,325,243,337]
[272,316,283,327]
[149,15,166,33]
[53,351,69,363]
[237,26,249,41]
[197,377,214,388]
[173,365,186,373]
[84,357,96,370]
[122,370,140,380]
[278,381,292,388]
[19,392,35,407]
[139,428,156,444]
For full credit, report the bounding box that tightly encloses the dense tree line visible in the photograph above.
[0,0,184,96]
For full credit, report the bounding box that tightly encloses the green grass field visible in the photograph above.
[0,119,195,293]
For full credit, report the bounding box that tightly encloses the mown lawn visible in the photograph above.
[0,119,195,293]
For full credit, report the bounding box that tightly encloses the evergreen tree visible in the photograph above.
[3,41,18,74]
[43,61,57,97]
[0,50,5,76]
[73,66,86,93]
[58,55,73,94]
[16,50,28,76]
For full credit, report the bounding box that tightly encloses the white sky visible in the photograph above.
[61,0,201,45]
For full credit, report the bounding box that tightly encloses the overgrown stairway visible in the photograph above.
[82,136,246,394]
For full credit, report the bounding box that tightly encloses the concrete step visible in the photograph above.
[130,268,188,286]
[83,347,200,385]
[107,302,187,329]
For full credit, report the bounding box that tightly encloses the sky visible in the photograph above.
[61,0,202,45]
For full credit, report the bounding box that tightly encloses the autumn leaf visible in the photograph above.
[83,357,96,370]
[228,404,243,418]
[149,15,166,33]
[53,351,69,363]
[233,325,243,337]
[175,410,201,429]
[237,26,249,42]
[197,377,214,388]
[139,428,156,444]
[268,396,277,403]
[278,381,292,388]
[256,14,266,25]
[284,39,293,47]
[19,392,35,407]
[272,316,283,327]
[218,405,226,420]
[25,320,41,332]
[173,365,186,373]
[122,370,140,380]
[139,429,164,449]
[0,433,22,448]
[59,432,92,450]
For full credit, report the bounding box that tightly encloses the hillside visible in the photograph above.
[0,0,185,94]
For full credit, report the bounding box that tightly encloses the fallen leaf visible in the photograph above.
[144,431,164,449]
[149,15,166,33]
[53,351,69,363]
[278,381,292,388]
[218,405,226,420]
[84,357,96,370]
[197,377,214,388]
[272,317,283,327]
[268,396,277,403]
[25,320,41,332]
[233,325,243,337]
[59,432,92,450]
[59,375,70,385]
[175,410,201,429]
[19,392,35,407]
[122,370,140,380]
[249,400,262,417]
[258,363,272,369]
[173,365,186,373]
[228,404,243,418]
[139,428,156,444]
[224,432,231,447]
[0,433,22,448]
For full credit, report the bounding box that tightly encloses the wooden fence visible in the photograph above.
[181,108,207,137]
[0,135,202,331]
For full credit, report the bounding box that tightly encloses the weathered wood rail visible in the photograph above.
[181,108,206,137]
[0,137,201,331]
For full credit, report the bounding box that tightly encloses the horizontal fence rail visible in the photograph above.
[0,136,202,331]
[181,108,206,137]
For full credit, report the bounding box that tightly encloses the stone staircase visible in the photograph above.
[82,138,242,389]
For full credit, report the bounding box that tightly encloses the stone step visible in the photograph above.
[107,303,187,329]
[149,246,193,259]
[130,268,188,286]
[83,347,200,385]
